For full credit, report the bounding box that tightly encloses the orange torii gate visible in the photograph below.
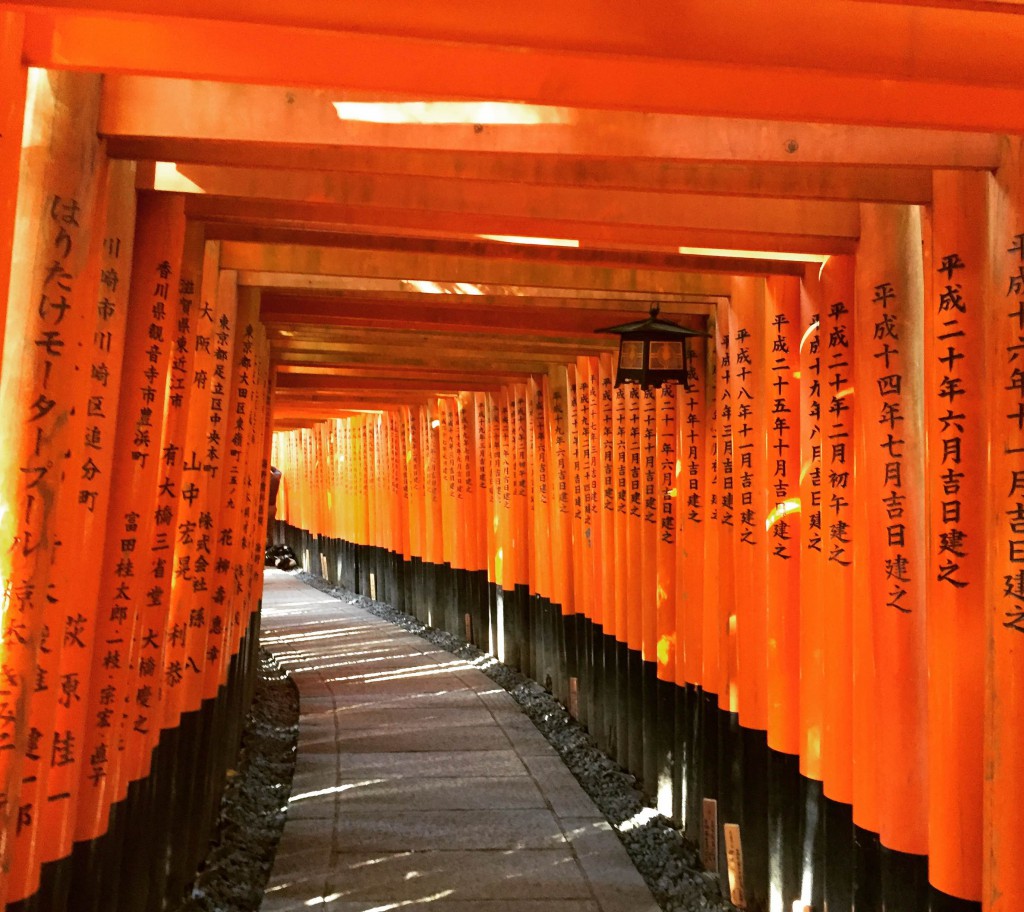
[5,4,1024,912]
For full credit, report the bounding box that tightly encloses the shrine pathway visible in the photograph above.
[258,569,659,912]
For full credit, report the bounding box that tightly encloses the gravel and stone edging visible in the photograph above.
[172,649,300,912]
[295,570,733,912]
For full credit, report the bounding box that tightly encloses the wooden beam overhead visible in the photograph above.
[261,288,716,317]
[192,198,849,257]
[260,293,709,337]
[272,348,562,372]
[151,162,858,248]
[98,77,1002,167]
[221,242,740,296]
[275,363,537,383]
[107,144,934,204]
[267,329,615,356]
[275,374,506,393]
[17,0,1024,88]
[244,273,723,310]
[193,224,812,276]
[20,6,1024,132]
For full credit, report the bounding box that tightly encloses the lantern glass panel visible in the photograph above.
[649,340,684,370]
[619,340,644,370]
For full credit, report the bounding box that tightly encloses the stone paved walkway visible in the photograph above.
[259,569,659,912]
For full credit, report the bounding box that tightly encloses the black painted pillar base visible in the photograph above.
[653,676,676,817]
[627,647,644,780]
[768,749,802,911]
[824,798,854,912]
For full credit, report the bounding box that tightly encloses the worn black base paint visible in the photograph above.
[654,676,676,816]
[768,749,802,911]
[929,888,984,912]
[800,775,826,912]
[614,638,630,767]
[276,526,986,912]
[672,683,688,827]
[11,616,260,912]
[825,798,855,912]
[601,632,619,758]
[589,622,606,754]
[682,684,703,841]
[740,726,770,912]
[641,660,659,797]
[855,825,883,912]
[881,844,929,912]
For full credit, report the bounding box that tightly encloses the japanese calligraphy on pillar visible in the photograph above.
[615,384,627,522]
[802,315,822,555]
[628,385,642,524]
[536,384,550,515]
[824,299,853,569]
[679,337,706,687]
[1001,233,1024,630]
[69,168,136,824]
[768,307,798,560]
[84,194,184,832]
[870,282,912,612]
[2,188,89,868]
[932,254,971,592]
[643,388,658,532]
[718,333,733,529]
[656,383,677,679]
[733,324,757,546]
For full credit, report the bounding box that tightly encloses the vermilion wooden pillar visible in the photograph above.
[797,269,824,787]
[0,69,105,906]
[730,276,768,734]
[678,335,707,698]
[529,377,552,610]
[712,310,736,716]
[701,321,721,706]
[42,156,138,879]
[67,157,138,851]
[764,275,801,758]
[83,192,186,835]
[816,255,856,812]
[215,288,265,674]
[925,170,985,904]
[855,204,928,861]
[985,136,1024,912]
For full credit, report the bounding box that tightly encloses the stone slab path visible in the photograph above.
[259,569,659,912]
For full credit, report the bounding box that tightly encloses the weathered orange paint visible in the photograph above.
[76,192,186,840]
[925,170,985,901]
[655,382,678,682]
[679,335,708,689]
[798,269,824,782]
[730,276,768,732]
[856,204,928,854]
[984,137,1024,912]
[764,275,801,756]
[0,70,105,903]
[817,254,855,806]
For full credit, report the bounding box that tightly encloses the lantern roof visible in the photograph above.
[595,304,710,338]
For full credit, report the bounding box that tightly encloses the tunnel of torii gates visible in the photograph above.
[8,5,1024,912]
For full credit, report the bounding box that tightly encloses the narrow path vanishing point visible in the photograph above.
[258,569,660,912]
